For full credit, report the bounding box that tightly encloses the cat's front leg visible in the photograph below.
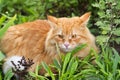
[3,56,34,79]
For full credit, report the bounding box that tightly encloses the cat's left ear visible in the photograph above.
[79,12,91,25]
[47,15,58,29]
[47,15,58,23]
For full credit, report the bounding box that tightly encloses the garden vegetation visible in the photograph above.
[0,0,120,80]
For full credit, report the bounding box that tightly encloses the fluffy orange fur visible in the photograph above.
[0,12,98,74]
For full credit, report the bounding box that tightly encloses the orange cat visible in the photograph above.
[0,12,98,74]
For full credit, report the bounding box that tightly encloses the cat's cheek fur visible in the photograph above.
[3,56,25,74]
[49,39,56,45]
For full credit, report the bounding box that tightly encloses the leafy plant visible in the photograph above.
[41,46,120,80]
[0,0,120,80]
[41,44,93,80]
[0,0,45,23]
[92,0,120,51]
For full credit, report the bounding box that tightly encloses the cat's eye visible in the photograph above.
[72,34,76,38]
[58,34,64,38]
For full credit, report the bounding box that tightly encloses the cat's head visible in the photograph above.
[46,12,92,53]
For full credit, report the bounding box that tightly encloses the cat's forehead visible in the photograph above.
[58,27,80,34]
[58,17,80,23]
[57,17,81,27]
[56,17,82,34]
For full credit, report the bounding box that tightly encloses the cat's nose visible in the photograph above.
[64,42,69,48]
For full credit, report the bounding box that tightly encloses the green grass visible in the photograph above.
[0,15,120,80]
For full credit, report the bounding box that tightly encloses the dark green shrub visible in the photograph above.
[0,0,95,22]
[0,0,45,23]
[92,0,120,52]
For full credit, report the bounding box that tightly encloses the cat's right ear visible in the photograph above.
[47,15,58,23]
[47,15,58,29]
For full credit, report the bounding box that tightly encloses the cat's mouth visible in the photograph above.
[58,44,76,53]
[60,48,72,53]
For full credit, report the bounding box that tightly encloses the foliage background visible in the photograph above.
[0,0,120,80]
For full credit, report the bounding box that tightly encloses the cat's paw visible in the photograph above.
[3,56,34,79]
[3,56,25,74]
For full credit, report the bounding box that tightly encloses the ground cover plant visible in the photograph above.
[0,0,120,80]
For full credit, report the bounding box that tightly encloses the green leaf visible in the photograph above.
[95,21,103,26]
[99,0,106,9]
[53,59,61,71]
[4,69,14,80]
[0,72,3,80]
[113,28,120,36]
[0,14,16,38]
[66,57,75,72]
[96,36,109,45]
[29,72,36,77]
[0,15,7,27]
[69,60,78,76]
[62,53,71,75]
[29,72,47,80]
[96,60,104,70]
[98,11,106,18]
[114,19,120,24]
[114,38,120,44]
[0,51,5,61]
[92,3,99,8]
[35,65,42,75]
[42,62,55,80]
[112,48,120,74]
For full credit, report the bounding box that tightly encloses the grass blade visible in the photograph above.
[4,69,14,80]
[62,53,71,75]
[29,72,47,80]
[53,59,61,71]
[68,60,78,79]
[112,48,120,75]
[0,14,16,38]
[66,57,74,72]
[0,51,5,61]
[0,72,3,80]
[0,15,7,27]
[42,62,55,80]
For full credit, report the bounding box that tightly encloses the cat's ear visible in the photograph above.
[47,15,58,29]
[79,12,91,25]
[47,15,58,23]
